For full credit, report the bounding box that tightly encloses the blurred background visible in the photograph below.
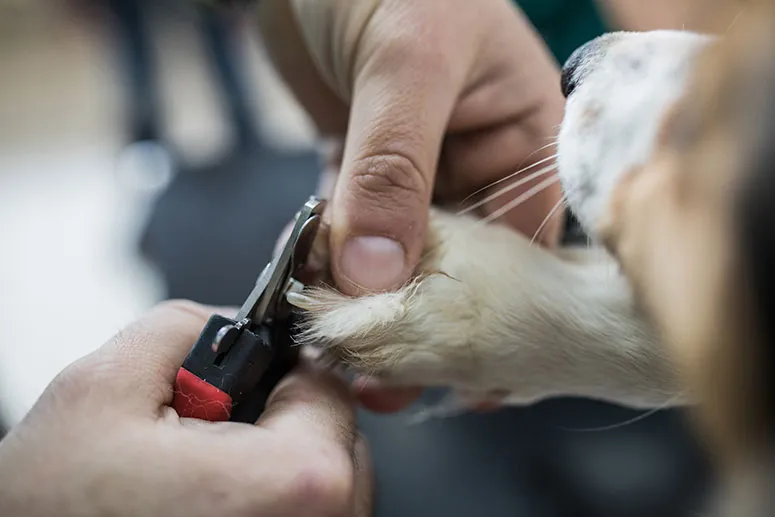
[0,0,320,426]
[0,1,715,516]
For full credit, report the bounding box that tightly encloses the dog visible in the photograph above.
[290,0,775,513]
[556,2,775,512]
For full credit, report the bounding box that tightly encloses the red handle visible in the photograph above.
[172,368,233,421]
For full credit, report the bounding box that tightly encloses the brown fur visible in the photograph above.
[289,1,775,512]
[597,1,775,510]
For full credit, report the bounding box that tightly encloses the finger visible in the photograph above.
[330,11,471,295]
[256,0,349,136]
[352,434,374,517]
[352,377,423,414]
[257,362,357,451]
[317,137,344,195]
[441,123,565,248]
[90,301,237,408]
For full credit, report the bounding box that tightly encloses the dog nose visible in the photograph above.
[560,59,579,98]
[561,33,624,98]
[561,42,591,98]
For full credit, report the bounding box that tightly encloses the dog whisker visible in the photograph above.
[458,164,557,217]
[556,392,685,433]
[530,196,567,245]
[459,152,557,207]
[514,140,558,172]
[479,175,561,225]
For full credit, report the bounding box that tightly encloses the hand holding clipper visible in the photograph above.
[171,197,326,423]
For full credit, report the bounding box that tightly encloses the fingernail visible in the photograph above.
[340,236,405,291]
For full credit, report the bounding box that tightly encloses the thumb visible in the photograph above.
[330,30,466,295]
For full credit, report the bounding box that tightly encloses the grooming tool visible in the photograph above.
[171,197,326,423]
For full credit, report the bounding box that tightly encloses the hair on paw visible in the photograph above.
[288,270,458,374]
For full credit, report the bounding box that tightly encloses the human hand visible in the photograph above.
[260,0,564,293]
[0,301,372,517]
[258,0,565,412]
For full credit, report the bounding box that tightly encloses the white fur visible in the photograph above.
[558,31,712,236]
[289,30,713,411]
[291,210,684,409]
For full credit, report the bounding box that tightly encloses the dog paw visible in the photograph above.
[288,269,480,387]
[287,208,677,410]
[287,209,591,403]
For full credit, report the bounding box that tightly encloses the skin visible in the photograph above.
[257,0,567,412]
[258,0,567,291]
[0,301,372,517]
[0,2,715,515]
[0,3,567,511]
[259,0,717,413]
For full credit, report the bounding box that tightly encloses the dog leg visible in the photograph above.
[290,210,687,409]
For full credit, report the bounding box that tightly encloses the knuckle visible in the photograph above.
[350,152,429,205]
[138,300,212,339]
[286,446,355,514]
[152,299,210,320]
[127,299,210,348]
[48,362,84,395]
[46,355,105,406]
[370,24,454,76]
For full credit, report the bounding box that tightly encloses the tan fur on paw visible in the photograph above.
[288,209,487,387]
[288,208,675,408]
[288,270,474,382]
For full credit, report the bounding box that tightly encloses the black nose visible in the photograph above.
[560,65,577,98]
[561,35,622,98]
[561,45,586,98]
